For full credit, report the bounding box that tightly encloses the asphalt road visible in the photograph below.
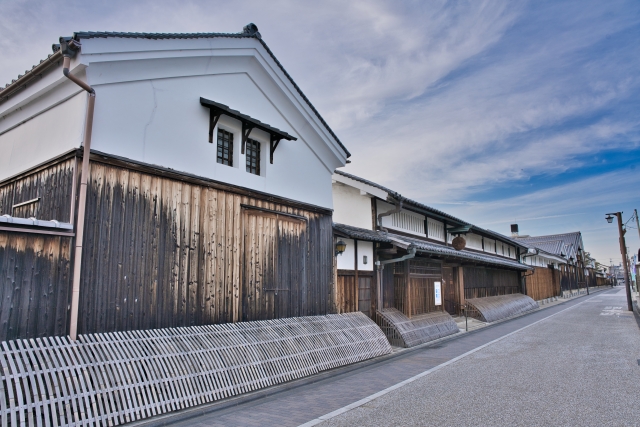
[138,288,635,427]
[320,287,640,427]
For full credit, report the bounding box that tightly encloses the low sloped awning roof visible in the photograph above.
[333,223,392,243]
[387,233,532,271]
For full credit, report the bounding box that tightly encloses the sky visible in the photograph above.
[1,0,639,265]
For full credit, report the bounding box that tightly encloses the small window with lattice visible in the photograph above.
[245,138,261,175]
[217,128,233,166]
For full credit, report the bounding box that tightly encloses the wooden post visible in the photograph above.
[354,240,359,312]
[406,260,411,318]
[458,267,465,308]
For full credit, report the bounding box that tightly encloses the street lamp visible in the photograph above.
[335,240,347,256]
[605,212,633,311]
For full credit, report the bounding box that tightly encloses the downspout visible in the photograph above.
[61,37,96,341]
[377,198,403,232]
[375,245,417,311]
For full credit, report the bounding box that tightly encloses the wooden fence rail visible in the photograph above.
[0,313,391,426]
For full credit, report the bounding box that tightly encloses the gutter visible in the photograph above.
[60,36,96,341]
[377,198,403,232]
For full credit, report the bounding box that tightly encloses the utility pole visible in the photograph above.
[635,209,640,240]
[613,213,633,311]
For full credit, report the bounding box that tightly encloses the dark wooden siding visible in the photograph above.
[463,266,520,299]
[0,157,75,221]
[78,161,334,334]
[393,258,443,317]
[0,232,72,341]
[525,267,561,300]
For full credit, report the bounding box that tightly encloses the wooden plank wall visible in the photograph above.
[525,267,561,300]
[559,265,578,291]
[462,266,520,300]
[78,161,334,334]
[0,232,72,341]
[0,157,75,221]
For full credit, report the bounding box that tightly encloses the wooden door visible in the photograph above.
[442,267,458,315]
[358,276,372,317]
[276,216,307,319]
[241,209,306,321]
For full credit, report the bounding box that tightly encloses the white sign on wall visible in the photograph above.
[434,281,442,306]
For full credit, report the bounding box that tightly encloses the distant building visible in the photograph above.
[513,231,608,296]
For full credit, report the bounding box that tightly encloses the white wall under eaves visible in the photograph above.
[0,89,86,181]
[332,182,373,230]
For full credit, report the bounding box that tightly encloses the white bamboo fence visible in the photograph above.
[465,294,539,323]
[0,312,391,426]
[375,309,459,348]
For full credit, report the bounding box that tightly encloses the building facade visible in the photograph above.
[0,25,349,341]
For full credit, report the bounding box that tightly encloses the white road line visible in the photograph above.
[298,295,603,427]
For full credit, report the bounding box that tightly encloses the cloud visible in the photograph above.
[1,0,639,264]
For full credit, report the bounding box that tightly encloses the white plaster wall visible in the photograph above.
[332,183,372,229]
[357,241,374,271]
[336,238,355,270]
[0,92,85,181]
[88,59,335,208]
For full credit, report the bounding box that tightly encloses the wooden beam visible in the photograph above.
[0,226,75,237]
[208,109,222,143]
[270,135,283,164]
[241,122,255,155]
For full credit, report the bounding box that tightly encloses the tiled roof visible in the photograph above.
[515,232,582,260]
[334,171,529,250]
[333,223,392,243]
[1,24,350,158]
[387,233,531,271]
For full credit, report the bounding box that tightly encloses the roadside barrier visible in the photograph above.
[465,294,538,323]
[0,312,391,426]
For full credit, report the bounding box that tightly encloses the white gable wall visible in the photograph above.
[0,37,346,210]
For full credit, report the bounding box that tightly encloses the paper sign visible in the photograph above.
[434,281,442,306]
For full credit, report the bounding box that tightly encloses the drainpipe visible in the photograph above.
[60,37,96,341]
[375,245,417,312]
[377,198,403,232]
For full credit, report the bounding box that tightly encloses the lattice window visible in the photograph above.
[246,138,261,175]
[217,128,233,166]
[409,258,442,278]
[427,218,445,241]
[466,233,483,250]
[390,211,425,234]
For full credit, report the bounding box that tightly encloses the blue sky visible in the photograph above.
[1,0,638,264]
